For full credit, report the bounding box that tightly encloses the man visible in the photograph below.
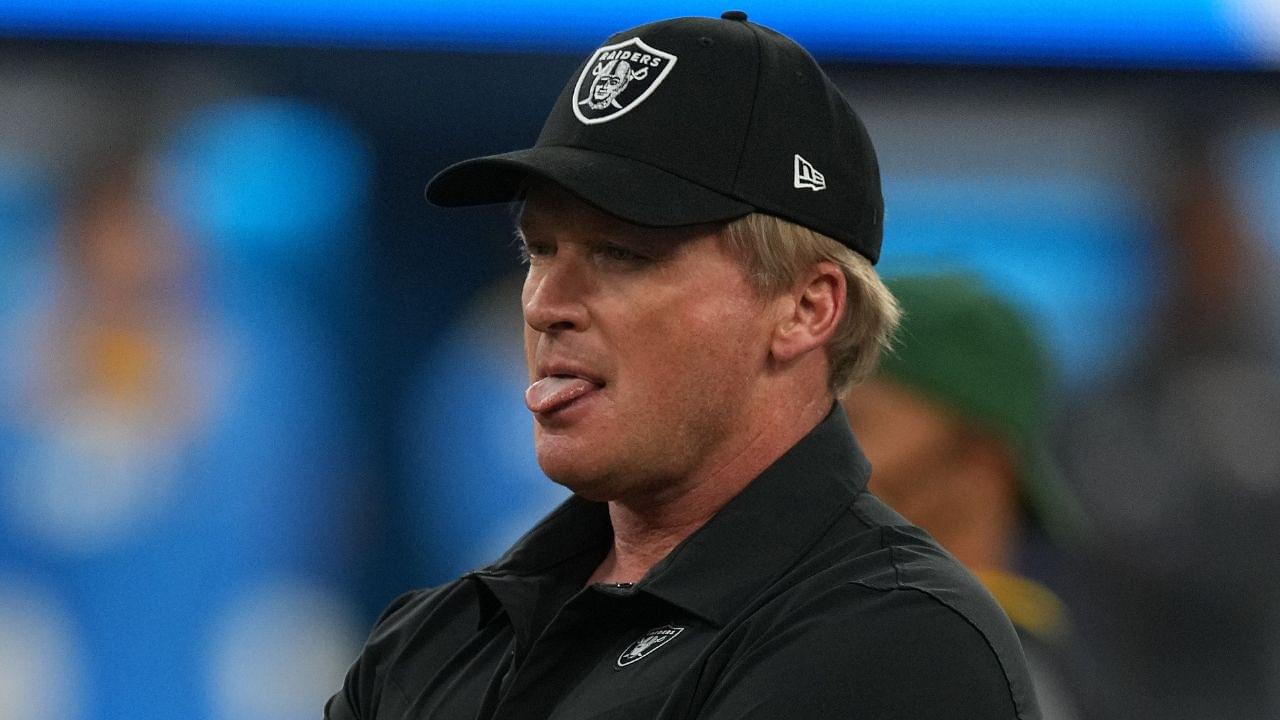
[327,12,1039,720]
[843,274,1093,720]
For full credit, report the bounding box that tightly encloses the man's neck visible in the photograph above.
[586,393,832,586]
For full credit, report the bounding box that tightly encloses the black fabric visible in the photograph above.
[424,146,755,229]
[326,407,1041,719]
[425,15,884,263]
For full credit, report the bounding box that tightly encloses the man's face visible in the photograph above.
[519,185,772,502]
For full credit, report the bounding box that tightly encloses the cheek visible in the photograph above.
[522,324,537,380]
[621,297,763,397]
[520,279,537,379]
[686,292,769,360]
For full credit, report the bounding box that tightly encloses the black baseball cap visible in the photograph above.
[426,11,884,264]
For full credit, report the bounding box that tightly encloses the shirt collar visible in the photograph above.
[476,403,871,627]
[469,495,612,649]
[639,403,870,626]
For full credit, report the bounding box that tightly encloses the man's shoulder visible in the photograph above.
[821,492,1029,647]
[325,577,492,720]
[723,491,1041,718]
[360,576,487,660]
[837,490,1012,603]
[691,498,1041,719]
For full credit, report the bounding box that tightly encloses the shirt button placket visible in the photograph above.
[491,589,634,720]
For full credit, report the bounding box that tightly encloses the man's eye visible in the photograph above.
[599,244,646,263]
[520,243,553,263]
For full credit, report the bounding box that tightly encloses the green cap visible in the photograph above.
[877,274,1086,544]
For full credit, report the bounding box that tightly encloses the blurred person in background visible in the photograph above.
[844,274,1097,720]
[328,12,1040,720]
[1054,124,1280,720]
[0,75,370,717]
[0,155,214,560]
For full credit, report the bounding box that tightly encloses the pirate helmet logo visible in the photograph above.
[616,624,685,668]
[573,37,678,125]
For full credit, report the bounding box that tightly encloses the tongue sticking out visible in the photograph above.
[525,376,598,414]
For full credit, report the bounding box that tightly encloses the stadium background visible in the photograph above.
[2,2,1279,718]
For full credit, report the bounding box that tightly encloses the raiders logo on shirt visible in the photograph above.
[616,625,685,667]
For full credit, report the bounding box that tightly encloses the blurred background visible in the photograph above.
[1,2,1279,719]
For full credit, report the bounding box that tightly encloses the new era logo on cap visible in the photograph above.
[793,154,826,191]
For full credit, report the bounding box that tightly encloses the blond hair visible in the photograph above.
[721,213,900,396]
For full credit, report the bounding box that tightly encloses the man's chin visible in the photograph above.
[535,445,621,501]
[538,461,597,494]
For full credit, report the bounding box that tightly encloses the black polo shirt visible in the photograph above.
[326,406,1040,719]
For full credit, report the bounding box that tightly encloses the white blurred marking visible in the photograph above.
[208,579,363,720]
[4,408,181,555]
[1224,0,1280,62]
[0,579,84,720]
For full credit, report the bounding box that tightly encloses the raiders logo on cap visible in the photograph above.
[573,37,678,125]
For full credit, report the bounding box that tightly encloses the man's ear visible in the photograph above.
[770,261,846,363]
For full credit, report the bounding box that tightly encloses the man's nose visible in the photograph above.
[523,256,591,334]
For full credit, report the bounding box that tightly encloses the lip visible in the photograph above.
[535,360,606,386]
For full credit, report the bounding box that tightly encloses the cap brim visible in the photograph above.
[425,145,755,227]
